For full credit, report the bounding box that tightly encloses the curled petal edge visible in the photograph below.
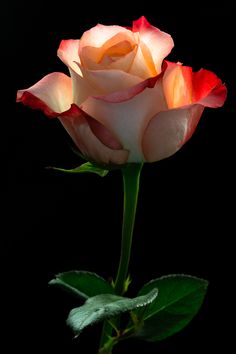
[92,61,168,103]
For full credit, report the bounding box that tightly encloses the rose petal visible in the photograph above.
[142,104,204,162]
[85,115,123,150]
[101,30,137,52]
[193,69,227,107]
[93,75,159,103]
[81,79,167,162]
[80,31,137,70]
[17,72,72,116]
[198,83,227,108]
[59,105,129,165]
[104,46,137,71]
[58,40,81,75]
[129,44,156,79]
[71,69,99,106]
[163,62,193,108]
[77,62,143,95]
[80,42,137,72]
[163,62,227,109]
[58,40,98,105]
[102,40,133,59]
[79,24,131,49]
[132,16,174,74]
[140,41,157,76]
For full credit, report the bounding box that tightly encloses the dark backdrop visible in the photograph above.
[6,1,235,353]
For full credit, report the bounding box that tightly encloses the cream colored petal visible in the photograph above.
[17,72,72,114]
[104,46,137,71]
[140,41,157,76]
[142,104,204,162]
[101,31,136,51]
[99,40,134,64]
[70,68,98,105]
[79,46,102,70]
[77,62,142,95]
[133,16,174,74]
[81,80,167,162]
[80,31,137,71]
[57,39,81,75]
[57,40,97,105]
[129,45,155,79]
[59,113,128,165]
[80,44,137,72]
[79,24,132,48]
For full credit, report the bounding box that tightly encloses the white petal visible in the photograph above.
[17,72,72,113]
[142,104,204,162]
[70,68,98,105]
[79,24,132,48]
[81,80,167,162]
[77,63,142,95]
[57,39,81,75]
[133,17,174,74]
[57,40,98,104]
[59,113,129,165]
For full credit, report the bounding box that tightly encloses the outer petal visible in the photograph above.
[58,40,81,75]
[163,62,227,109]
[93,75,159,103]
[132,16,174,74]
[58,40,98,105]
[192,69,227,107]
[142,104,204,162]
[70,69,99,106]
[81,79,167,162]
[59,105,129,165]
[16,72,72,117]
[163,62,193,108]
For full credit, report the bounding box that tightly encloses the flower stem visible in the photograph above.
[114,163,143,295]
[98,163,143,353]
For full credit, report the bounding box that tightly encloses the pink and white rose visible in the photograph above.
[17,16,227,165]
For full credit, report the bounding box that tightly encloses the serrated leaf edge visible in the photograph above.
[49,270,115,299]
[67,288,158,334]
[139,274,208,321]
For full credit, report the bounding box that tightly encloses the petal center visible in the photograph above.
[99,40,135,64]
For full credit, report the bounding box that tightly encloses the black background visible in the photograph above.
[6,1,235,353]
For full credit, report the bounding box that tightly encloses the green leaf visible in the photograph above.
[67,288,158,336]
[49,271,115,300]
[133,274,208,341]
[48,162,109,177]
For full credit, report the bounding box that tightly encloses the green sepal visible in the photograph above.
[47,161,109,177]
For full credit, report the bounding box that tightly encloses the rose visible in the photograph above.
[17,16,227,165]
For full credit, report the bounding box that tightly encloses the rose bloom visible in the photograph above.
[17,16,227,165]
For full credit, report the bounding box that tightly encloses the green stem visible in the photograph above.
[98,163,143,353]
[98,321,113,354]
[114,163,143,295]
